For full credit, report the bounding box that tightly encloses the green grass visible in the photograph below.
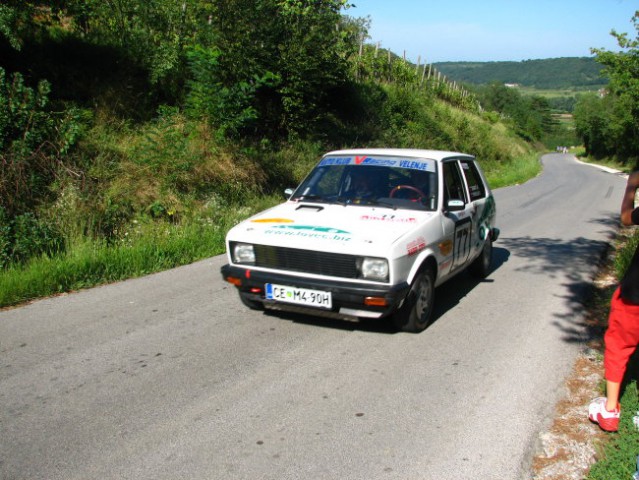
[587,383,639,479]
[0,188,284,308]
[0,220,228,307]
[577,154,637,175]
[483,152,542,189]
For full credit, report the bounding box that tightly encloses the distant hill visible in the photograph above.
[432,57,607,90]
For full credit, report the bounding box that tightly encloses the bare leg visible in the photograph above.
[606,380,621,411]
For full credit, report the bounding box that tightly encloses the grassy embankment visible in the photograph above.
[0,94,538,308]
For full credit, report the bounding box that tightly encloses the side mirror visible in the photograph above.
[284,188,294,198]
[446,199,465,211]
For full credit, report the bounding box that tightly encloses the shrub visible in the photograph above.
[0,207,65,269]
[0,67,89,215]
[185,46,278,139]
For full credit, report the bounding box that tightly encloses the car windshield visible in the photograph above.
[290,155,439,211]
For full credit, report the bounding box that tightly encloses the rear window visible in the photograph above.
[460,160,486,201]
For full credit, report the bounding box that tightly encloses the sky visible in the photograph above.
[345,0,638,63]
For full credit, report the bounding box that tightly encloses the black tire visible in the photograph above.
[393,265,435,333]
[239,292,264,310]
[469,237,492,279]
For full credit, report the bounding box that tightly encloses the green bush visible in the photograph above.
[0,207,65,269]
[0,68,54,214]
[185,45,278,139]
[0,208,11,268]
[0,67,89,215]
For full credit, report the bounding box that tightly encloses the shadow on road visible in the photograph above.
[497,213,619,348]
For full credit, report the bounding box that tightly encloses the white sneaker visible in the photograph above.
[588,397,620,432]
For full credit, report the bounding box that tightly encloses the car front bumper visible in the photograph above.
[221,264,410,320]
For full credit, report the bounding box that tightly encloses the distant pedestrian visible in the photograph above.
[589,169,639,432]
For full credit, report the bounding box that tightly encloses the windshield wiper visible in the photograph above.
[363,199,397,209]
[295,194,326,203]
[334,196,396,209]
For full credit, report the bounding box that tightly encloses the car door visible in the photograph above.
[458,158,490,262]
[441,160,474,273]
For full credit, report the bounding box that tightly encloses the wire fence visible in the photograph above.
[354,41,479,112]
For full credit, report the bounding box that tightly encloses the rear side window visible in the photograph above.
[460,160,486,201]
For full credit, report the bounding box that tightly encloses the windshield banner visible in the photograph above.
[319,156,436,172]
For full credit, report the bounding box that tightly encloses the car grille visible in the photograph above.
[253,244,359,279]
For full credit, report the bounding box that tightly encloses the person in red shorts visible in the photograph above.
[589,170,639,432]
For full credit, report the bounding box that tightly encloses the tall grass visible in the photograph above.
[0,220,226,307]
[483,152,542,189]
[0,192,284,308]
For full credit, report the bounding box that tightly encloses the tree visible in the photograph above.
[475,83,554,141]
[574,93,614,157]
[0,3,23,50]
[588,11,639,162]
[206,0,354,137]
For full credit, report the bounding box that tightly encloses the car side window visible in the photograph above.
[443,161,467,204]
[460,160,486,201]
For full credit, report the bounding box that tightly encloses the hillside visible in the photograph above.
[0,2,546,307]
[433,57,607,90]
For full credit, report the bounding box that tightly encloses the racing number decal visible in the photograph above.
[453,218,472,267]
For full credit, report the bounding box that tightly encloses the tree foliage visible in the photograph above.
[474,82,555,141]
[574,11,639,164]
[0,67,87,215]
[204,0,355,136]
[434,57,607,90]
[184,45,278,138]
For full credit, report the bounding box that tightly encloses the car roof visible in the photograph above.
[323,148,475,162]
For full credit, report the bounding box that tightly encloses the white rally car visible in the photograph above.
[221,149,499,332]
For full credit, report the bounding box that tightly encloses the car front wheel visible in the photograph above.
[393,265,435,333]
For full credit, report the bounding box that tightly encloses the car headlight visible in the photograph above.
[232,243,256,264]
[358,257,389,281]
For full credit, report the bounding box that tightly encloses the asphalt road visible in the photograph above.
[0,154,629,480]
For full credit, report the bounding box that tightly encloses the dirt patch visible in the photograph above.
[532,353,609,479]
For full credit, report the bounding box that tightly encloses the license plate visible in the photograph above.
[265,283,332,309]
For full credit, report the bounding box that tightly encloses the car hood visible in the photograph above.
[227,202,434,255]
